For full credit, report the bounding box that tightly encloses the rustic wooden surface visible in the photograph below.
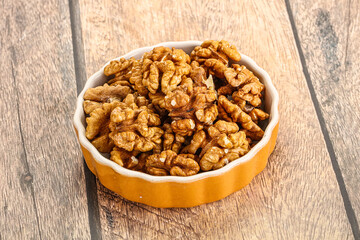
[1,0,359,239]
[289,0,360,229]
[0,0,90,239]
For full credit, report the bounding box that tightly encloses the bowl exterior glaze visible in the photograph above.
[74,124,278,208]
[74,41,279,208]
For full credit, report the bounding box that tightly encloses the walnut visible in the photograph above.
[227,64,265,107]
[83,100,103,114]
[218,40,241,61]
[243,130,264,141]
[200,146,224,171]
[104,58,135,76]
[169,154,200,176]
[83,84,132,103]
[110,128,163,152]
[134,95,149,107]
[163,123,185,153]
[217,84,235,96]
[85,101,120,140]
[148,92,166,109]
[249,108,269,124]
[191,41,227,64]
[110,147,131,166]
[159,60,181,94]
[163,124,175,150]
[192,87,217,117]
[108,79,132,87]
[111,123,162,151]
[232,97,247,111]
[130,59,149,96]
[141,58,157,94]
[105,58,138,91]
[165,89,190,109]
[146,46,172,61]
[91,122,114,153]
[109,131,135,151]
[190,65,207,87]
[143,60,175,94]
[218,95,264,138]
[171,48,191,64]
[181,130,207,154]
[174,135,186,153]
[178,153,198,161]
[165,85,218,127]
[171,62,191,89]
[105,94,164,152]
[232,91,262,108]
[145,150,200,176]
[190,60,200,69]
[110,147,147,172]
[204,59,227,79]
[195,104,218,125]
[224,64,259,86]
[207,120,239,138]
[109,94,160,124]
[142,48,192,95]
[147,95,168,119]
[83,40,269,176]
[217,103,233,122]
[201,40,220,50]
[199,129,250,171]
[212,151,242,170]
[190,40,241,65]
[217,131,245,149]
[103,56,172,98]
[180,120,249,171]
[190,46,212,63]
[147,62,160,93]
[180,77,194,93]
[171,119,196,136]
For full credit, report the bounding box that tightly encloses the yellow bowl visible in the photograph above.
[73,41,279,208]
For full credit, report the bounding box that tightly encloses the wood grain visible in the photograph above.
[0,14,40,240]
[289,0,360,223]
[78,0,354,239]
[0,0,90,238]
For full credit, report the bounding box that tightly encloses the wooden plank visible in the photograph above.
[78,0,354,238]
[289,0,360,228]
[0,24,40,240]
[0,0,91,238]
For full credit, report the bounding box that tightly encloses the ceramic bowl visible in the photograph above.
[73,41,279,208]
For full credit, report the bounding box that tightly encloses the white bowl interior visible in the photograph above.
[74,41,279,183]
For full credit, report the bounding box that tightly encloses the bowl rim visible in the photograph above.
[73,40,279,183]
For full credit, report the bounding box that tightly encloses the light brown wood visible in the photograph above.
[0,0,90,238]
[290,0,360,220]
[79,0,354,238]
[0,27,40,240]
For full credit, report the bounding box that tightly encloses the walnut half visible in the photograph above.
[146,150,200,176]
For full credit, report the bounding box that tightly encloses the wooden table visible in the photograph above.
[1,0,359,239]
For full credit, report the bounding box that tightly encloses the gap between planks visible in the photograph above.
[68,0,102,239]
[285,0,360,238]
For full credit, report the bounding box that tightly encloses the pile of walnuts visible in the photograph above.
[83,40,269,176]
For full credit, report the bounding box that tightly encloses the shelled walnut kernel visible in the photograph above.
[83,40,269,176]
